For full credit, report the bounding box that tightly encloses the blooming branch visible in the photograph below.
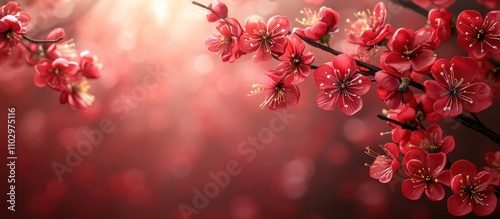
[194,0,500,216]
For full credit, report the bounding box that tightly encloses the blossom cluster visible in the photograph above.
[196,0,500,216]
[0,1,101,110]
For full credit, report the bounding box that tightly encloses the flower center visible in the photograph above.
[5,30,14,39]
[428,144,439,153]
[339,83,346,89]
[54,67,60,75]
[476,29,484,40]
[291,54,301,65]
[403,50,413,58]
[424,175,433,184]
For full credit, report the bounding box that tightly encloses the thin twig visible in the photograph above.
[192,1,234,28]
[376,114,419,131]
[22,35,63,44]
[471,113,484,126]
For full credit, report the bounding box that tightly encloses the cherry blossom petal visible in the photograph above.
[338,92,362,116]
[402,179,425,200]
[425,182,445,201]
[447,193,474,216]
[316,91,338,110]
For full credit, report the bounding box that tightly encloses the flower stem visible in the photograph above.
[22,35,63,44]
[489,58,500,67]
[191,1,233,28]
[376,114,419,131]
[453,114,500,144]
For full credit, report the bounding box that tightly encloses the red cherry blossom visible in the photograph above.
[33,57,80,90]
[248,75,300,111]
[424,56,492,118]
[0,1,30,50]
[266,34,315,85]
[313,54,371,115]
[366,143,400,184]
[347,2,393,49]
[206,0,228,22]
[375,71,414,110]
[0,15,25,50]
[415,93,442,122]
[448,160,497,216]
[409,124,455,154]
[385,104,421,153]
[456,10,500,61]
[239,15,290,64]
[0,1,30,25]
[60,77,95,110]
[402,149,451,201]
[79,51,102,79]
[294,6,339,42]
[205,18,245,63]
[428,8,453,42]
[381,28,437,76]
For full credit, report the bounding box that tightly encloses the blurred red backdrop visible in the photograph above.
[0,0,499,218]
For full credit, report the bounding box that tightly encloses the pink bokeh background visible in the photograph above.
[0,0,499,218]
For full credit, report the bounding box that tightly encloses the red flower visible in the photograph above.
[248,75,300,111]
[79,51,102,79]
[456,10,500,61]
[424,56,492,118]
[295,6,339,42]
[402,149,451,201]
[60,77,95,110]
[205,18,245,63]
[266,34,315,85]
[347,2,393,48]
[206,0,228,22]
[385,104,420,153]
[239,15,289,64]
[33,58,80,90]
[381,28,436,76]
[0,2,30,50]
[428,8,453,42]
[366,143,400,184]
[0,15,25,50]
[484,151,500,186]
[313,54,371,115]
[415,93,442,122]
[375,71,414,110]
[0,1,30,25]
[409,124,455,154]
[448,160,497,216]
